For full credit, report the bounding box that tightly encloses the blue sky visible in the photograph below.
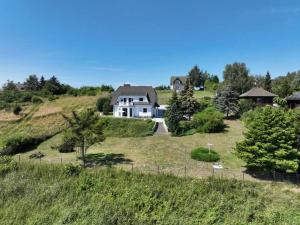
[0,0,300,87]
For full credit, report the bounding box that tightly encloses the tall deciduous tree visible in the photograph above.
[188,65,202,88]
[63,108,105,166]
[215,87,239,118]
[236,106,299,173]
[223,62,254,94]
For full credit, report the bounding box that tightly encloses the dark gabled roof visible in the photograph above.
[287,92,300,101]
[110,85,158,106]
[170,76,187,85]
[240,87,278,98]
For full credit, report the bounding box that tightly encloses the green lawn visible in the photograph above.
[15,120,248,180]
[156,90,214,105]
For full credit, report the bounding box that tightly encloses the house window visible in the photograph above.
[139,98,143,102]
[143,108,147,113]
[124,98,127,102]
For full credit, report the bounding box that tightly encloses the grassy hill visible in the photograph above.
[0,95,103,148]
[156,90,214,105]
[1,163,300,225]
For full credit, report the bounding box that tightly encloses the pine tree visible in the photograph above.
[181,82,199,120]
[40,76,45,89]
[215,87,239,118]
[236,106,299,173]
[264,71,272,91]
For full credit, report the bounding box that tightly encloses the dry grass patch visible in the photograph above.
[33,106,62,118]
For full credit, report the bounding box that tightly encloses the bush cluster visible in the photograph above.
[192,107,225,133]
[96,96,112,115]
[64,163,81,176]
[191,147,220,162]
[1,134,54,155]
[0,156,17,176]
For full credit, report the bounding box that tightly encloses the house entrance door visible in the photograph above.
[130,108,133,117]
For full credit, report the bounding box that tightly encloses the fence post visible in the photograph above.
[131,164,133,173]
[242,172,245,182]
[273,170,276,182]
[157,165,160,174]
[184,165,187,177]
[60,157,63,165]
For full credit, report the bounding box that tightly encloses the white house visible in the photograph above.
[110,84,159,118]
[170,76,187,93]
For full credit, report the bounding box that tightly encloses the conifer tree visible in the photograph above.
[264,71,272,91]
[215,87,239,118]
[236,106,299,173]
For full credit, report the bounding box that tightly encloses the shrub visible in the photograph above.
[102,101,112,115]
[52,132,76,153]
[191,147,220,162]
[20,92,33,102]
[13,105,22,115]
[96,97,111,112]
[238,99,256,115]
[0,155,17,176]
[0,101,9,110]
[1,134,52,155]
[64,163,81,176]
[48,95,58,101]
[32,96,43,104]
[192,107,225,133]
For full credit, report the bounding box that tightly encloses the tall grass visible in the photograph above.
[0,163,299,225]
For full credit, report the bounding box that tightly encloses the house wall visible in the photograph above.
[113,95,155,118]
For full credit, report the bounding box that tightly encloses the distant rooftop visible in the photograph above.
[240,87,278,98]
[287,92,300,101]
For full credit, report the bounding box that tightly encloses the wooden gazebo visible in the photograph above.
[239,87,278,105]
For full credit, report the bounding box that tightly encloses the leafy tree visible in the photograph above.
[273,97,287,108]
[188,65,202,88]
[264,71,272,91]
[2,80,17,91]
[253,75,266,88]
[223,62,254,94]
[236,106,299,173]
[62,109,105,165]
[215,87,239,118]
[272,76,293,97]
[24,75,40,91]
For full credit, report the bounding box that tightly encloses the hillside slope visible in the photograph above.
[0,164,300,225]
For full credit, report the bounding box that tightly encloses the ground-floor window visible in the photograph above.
[143,108,147,113]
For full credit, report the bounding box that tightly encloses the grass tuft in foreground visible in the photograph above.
[1,163,300,225]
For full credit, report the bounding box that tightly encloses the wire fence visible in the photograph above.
[15,154,300,185]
